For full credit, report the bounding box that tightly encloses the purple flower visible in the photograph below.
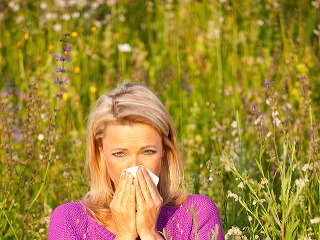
[62,78,69,85]
[55,66,66,73]
[54,76,60,84]
[61,44,71,53]
[53,54,62,61]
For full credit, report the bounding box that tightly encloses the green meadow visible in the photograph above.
[0,0,319,239]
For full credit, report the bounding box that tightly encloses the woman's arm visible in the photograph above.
[191,194,224,240]
[48,203,79,240]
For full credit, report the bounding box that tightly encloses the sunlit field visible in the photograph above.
[0,0,319,239]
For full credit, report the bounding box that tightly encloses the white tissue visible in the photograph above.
[120,166,159,186]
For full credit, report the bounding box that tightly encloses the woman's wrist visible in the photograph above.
[139,231,165,240]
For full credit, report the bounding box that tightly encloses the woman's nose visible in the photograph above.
[130,155,140,166]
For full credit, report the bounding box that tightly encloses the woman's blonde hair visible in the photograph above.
[84,83,187,226]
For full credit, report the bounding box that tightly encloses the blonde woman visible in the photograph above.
[49,83,223,239]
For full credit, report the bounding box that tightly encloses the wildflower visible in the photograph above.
[16,12,24,22]
[74,66,80,73]
[118,43,132,53]
[62,92,68,101]
[227,190,234,198]
[302,163,311,171]
[225,226,242,236]
[24,33,29,40]
[266,98,271,105]
[54,76,69,85]
[231,121,238,128]
[48,44,54,52]
[38,134,44,141]
[296,63,309,74]
[55,66,66,73]
[238,182,244,189]
[72,12,80,19]
[248,216,252,222]
[91,26,97,32]
[40,2,48,10]
[61,44,72,54]
[295,178,306,188]
[71,31,78,37]
[90,86,97,94]
[310,217,320,224]
[61,13,71,21]
[114,32,120,39]
[53,23,62,32]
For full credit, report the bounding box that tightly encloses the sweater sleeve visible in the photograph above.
[48,203,81,240]
[191,194,224,240]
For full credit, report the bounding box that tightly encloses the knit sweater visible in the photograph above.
[48,194,223,240]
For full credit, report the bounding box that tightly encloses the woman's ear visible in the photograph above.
[99,146,103,152]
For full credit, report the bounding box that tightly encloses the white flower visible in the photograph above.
[266,132,272,138]
[118,43,132,53]
[295,178,306,188]
[38,134,44,141]
[72,12,80,19]
[310,217,320,224]
[231,121,238,128]
[227,190,234,198]
[40,2,48,10]
[238,181,244,189]
[302,163,311,171]
[257,19,264,26]
[266,98,271,105]
[61,13,71,21]
[226,226,242,236]
[53,23,62,32]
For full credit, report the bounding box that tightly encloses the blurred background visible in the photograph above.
[0,0,319,239]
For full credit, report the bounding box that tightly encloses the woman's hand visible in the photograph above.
[135,166,163,239]
[110,172,138,240]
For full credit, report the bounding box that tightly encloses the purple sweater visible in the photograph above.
[49,194,223,240]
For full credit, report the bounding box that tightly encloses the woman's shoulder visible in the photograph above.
[180,194,221,221]
[52,201,85,214]
[183,194,217,207]
[50,201,87,224]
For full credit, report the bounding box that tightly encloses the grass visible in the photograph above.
[0,0,319,239]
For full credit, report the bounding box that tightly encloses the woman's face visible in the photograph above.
[101,123,163,189]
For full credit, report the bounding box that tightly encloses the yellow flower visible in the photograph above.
[62,93,69,101]
[48,44,54,52]
[91,26,97,32]
[114,32,119,39]
[71,31,78,37]
[90,86,97,94]
[74,66,80,74]
[24,33,29,40]
[35,56,42,63]
[17,41,23,47]
[296,63,309,74]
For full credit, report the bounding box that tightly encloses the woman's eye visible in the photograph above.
[112,152,125,157]
[144,150,156,155]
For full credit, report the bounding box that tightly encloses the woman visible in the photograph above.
[49,83,223,239]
